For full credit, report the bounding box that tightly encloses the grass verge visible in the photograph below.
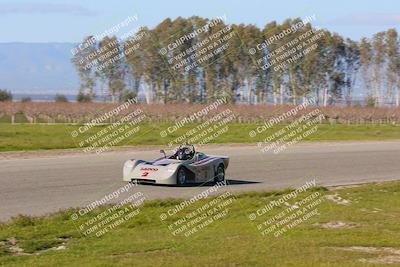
[0,181,399,266]
[0,123,400,152]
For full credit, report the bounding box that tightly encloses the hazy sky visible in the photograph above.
[0,0,399,42]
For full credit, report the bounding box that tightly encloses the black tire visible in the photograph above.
[177,167,187,185]
[214,164,225,183]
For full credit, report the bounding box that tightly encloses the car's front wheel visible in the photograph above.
[177,167,187,185]
[214,164,225,183]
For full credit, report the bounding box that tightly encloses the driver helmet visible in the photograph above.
[177,145,194,160]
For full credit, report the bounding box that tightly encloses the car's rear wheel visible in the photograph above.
[214,164,225,183]
[177,167,187,185]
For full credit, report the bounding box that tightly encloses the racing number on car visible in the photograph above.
[140,167,158,177]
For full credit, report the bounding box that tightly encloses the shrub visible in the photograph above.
[76,92,92,103]
[54,94,68,103]
[120,90,137,102]
[11,215,35,227]
[0,89,12,102]
[21,97,31,102]
[366,96,376,107]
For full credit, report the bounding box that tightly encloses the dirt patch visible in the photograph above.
[325,193,351,205]
[315,221,358,229]
[6,237,18,246]
[1,236,68,256]
[47,245,66,251]
[330,184,363,190]
[331,246,400,264]
[0,237,29,256]
[106,247,175,258]
[361,255,400,264]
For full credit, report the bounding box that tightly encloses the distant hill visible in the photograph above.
[0,43,79,94]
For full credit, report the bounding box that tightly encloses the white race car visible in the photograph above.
[123,144,229,185]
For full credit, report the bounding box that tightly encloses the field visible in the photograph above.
[0,123,400,152]
[1,102,400,124]
[0,181,399,266]
[1,102,400,152]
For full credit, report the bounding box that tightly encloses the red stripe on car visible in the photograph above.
[191,157,215,166]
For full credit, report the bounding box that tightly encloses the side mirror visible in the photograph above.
[160,149,166,158]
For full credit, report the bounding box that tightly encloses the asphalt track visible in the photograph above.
[1,141,400,221]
